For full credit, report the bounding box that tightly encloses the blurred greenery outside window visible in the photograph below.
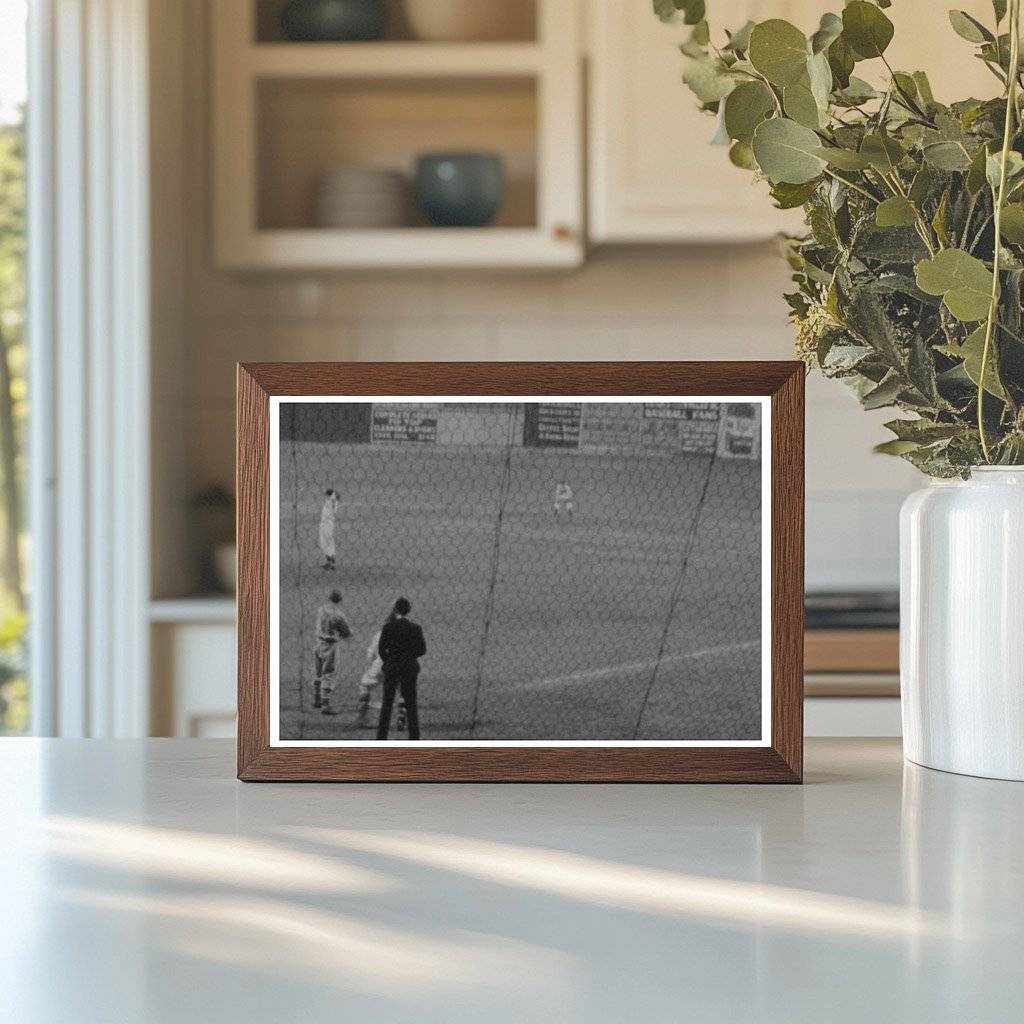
[0,1,28,734]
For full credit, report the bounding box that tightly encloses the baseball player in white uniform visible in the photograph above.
[320,488,339,570]
[313,589,351,715]
[553,480,576,521]
[356,629,384,727]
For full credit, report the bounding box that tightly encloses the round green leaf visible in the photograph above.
[748,19,810,86]
[654,0,705,25]
[909,165,937,204]
[723,81,775,143]
[684,0,705,25]
[958,325,1006,398]
[875,196,918,228]
[860,133,905,173]
[986,150,1024,190]
[828,35,855,88]
[653,0,677,24]
[724,20,755,53]
[681,55,736,103]
[842,1,894,59]
[807,51,833,109]
[681,0,705,25]
[836,75,875,105]
[770,179,820,209]
[752,117,827,184]
[690,19,710,45]
[814,145,871,171]
[783,83,821,129]
[811,12,843,54]
[912,71,935,104]
[924,141,973,172]
[874,439,922,456]
[729,140,758,170]
[892,72,919,102]
[1000,202,1024,243]
[948,10,993,44]
[914,249,994,322]
[967,143,994,194]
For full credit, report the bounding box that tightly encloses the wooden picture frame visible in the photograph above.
[237,362,804,782]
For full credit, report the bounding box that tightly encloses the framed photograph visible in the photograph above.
[237,362,804,782]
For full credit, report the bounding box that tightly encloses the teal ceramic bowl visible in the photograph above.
[280,0,388,42]
[415,152,505,228]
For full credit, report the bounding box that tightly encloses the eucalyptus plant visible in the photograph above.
[659,0,1024,475]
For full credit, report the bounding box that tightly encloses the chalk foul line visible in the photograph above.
[490,639,760,695]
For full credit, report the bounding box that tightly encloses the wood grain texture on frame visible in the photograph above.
[237,362,804,783]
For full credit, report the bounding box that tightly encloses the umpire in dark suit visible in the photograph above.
[376,597,427,740]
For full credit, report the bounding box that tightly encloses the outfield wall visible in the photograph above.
[280,401,761,459]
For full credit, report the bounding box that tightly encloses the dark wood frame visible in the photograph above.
[237,362,804,782]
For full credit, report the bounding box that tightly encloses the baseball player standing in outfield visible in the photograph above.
[553,480,575,521]
[313,589,351,716]
[376,597,426,740]
[319,488,340,570]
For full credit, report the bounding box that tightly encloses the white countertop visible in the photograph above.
[1,738,1021,1023]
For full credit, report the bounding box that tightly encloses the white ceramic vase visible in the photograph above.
[900,467,1024,780]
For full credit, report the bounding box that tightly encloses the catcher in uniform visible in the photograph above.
[313,589,351,716]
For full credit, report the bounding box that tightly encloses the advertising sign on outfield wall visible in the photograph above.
[717,403,761,460]
[371,404,438,444]
[523,404,582,448]
[642,403,720,454]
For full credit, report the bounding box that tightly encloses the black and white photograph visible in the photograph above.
[270,397,769,746]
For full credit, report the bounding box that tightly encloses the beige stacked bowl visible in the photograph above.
[315,167,409,229]
[403,0,534,41]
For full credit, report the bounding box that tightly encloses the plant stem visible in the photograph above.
[979,0,1021,463]
[821,167,879,203]
[968,212,994,254]
[874,168,937,254]
[963,189,980,248]
[749,69,783,116]
[880,54,930,120]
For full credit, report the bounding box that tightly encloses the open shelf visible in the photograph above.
[222,227,579,269]
[254,0,538,45]
[213,0,582,269]
[257,76,538,232]
[249,42,544,78]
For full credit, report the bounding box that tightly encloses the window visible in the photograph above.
[0,0,28,734]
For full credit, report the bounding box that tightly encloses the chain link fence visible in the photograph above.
[277,401,763,741]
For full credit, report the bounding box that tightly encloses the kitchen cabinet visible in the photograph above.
[587,1,813,243]
[587,0,999,244]
[150,601,237,738]
[212,0,583,269]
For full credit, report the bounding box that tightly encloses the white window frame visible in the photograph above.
[28,0,150,737]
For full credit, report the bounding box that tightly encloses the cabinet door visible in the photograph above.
[587,1,999,244]
[588,1,814,243]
